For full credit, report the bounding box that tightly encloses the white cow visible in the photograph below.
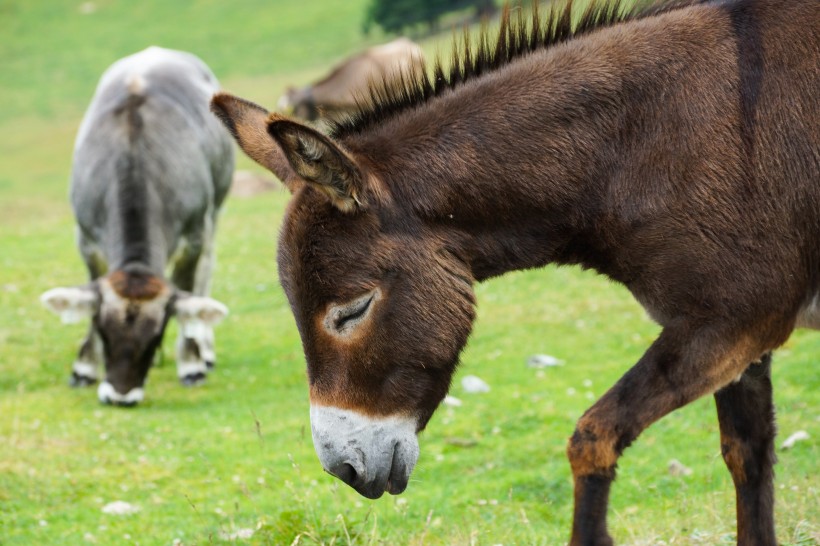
[41,47,234,405]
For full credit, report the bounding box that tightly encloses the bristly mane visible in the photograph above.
[330,0,708,139]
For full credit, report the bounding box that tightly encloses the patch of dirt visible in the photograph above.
[230,170,281,198]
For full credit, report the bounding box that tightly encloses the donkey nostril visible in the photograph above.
[330,463,358,486]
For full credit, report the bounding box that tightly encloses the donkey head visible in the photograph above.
[41,265,227,406]
[212,93,476,498]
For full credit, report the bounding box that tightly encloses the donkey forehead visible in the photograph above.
[284,189,383,242]
[279,200,394,288]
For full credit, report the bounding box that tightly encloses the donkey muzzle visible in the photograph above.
[310,405,419,499]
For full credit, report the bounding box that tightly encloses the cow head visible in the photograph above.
[41,266,227,405]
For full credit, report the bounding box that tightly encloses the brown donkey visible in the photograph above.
[212,0,818,543]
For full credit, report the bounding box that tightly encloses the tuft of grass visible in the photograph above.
[0,0,391,123]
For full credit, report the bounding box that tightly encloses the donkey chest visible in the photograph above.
[631,291,672,326]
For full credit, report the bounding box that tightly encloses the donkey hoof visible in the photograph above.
[70,372,98,388]
[180,372,207,386]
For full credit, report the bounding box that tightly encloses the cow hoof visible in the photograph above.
[101,398,138,408]
[180,372,207,386]
[70,373,98,387]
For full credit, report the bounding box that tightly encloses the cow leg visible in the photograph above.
[171,237,201,294]
[566,324,767,546]
[78,228,107,280]
[190,215,218,370]
[714,353,777,546]
[71,325,102,387]
[71,233,106,386]
[171,217,217,384]
[175,335,207,386]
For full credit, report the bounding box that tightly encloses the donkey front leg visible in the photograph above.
[71,325,102,387]
[714,353,777,546]
[566,325,767,546]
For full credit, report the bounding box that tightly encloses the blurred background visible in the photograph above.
[0,1,817,544]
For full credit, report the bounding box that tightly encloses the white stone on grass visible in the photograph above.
[219,528,255,540]
[527,354,564,368]
[443,395,463,407]
[461,375,490,393]
[101,501,140,515]
[668,459,693,477]
[781,430,809,450]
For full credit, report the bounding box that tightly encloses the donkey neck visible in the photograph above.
[347,5,730,282]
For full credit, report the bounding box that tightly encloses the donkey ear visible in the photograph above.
[210,92,299,192]
[267,116,365,213]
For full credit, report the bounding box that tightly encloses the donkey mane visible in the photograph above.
[330,0,708,138]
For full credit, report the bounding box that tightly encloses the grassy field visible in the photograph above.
[0,1,817,545]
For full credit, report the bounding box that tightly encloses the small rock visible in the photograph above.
[444,437,478,447]
[781,430,809,450]
[527,354,564,368]
[219,528,254,540]
[443,395,462,407]
[101,501,140,515]
[461,375,490,393]
[668,459,692,477]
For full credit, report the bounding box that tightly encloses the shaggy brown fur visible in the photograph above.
[213,0,818,543]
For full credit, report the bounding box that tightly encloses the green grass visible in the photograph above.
[0,1,818,545]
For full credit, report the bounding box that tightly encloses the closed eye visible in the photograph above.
[325,291,378,336]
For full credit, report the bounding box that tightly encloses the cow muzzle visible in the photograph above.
[98,381,144,406]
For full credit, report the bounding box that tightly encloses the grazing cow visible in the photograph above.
[277,37,424,122]
[42,46,234,406]
[213,0,818,544]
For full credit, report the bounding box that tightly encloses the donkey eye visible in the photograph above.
[335,296,373,330]
[327,293,376,335]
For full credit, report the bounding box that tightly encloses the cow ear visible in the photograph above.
[174,296,228,336]
[267,115,365,213]
[210,93,300,192]
[40,285,99,324]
